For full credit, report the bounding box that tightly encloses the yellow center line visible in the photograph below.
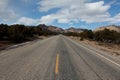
[55,54,59,74]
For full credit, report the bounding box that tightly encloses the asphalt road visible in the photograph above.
[0,35,120,80]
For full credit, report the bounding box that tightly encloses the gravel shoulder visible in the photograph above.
[69,36,120,56]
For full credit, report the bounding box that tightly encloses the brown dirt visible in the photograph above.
[0,41,15,50]
[70,36,120,56]
[0,36,49,51]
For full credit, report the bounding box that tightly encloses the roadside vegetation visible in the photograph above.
[81,29,120,44]
[0,24,58,43]
[65,29,120,55]
[63,32,80,37]
[0,23,120,44]
[64,29,120,44]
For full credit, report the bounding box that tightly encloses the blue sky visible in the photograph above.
[0,0,120,30]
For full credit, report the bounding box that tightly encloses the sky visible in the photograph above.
[0,0,120,30]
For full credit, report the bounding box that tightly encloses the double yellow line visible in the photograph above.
[55,54,59,74]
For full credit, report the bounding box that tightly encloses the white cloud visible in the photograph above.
[40,15,55,24]
[0,0,18,21]
[110,13,120,23]
[12,0,120,25]
[38,0,111,24]
[38,0,84,12]
[58,19,70,23]
[15,17,39,25]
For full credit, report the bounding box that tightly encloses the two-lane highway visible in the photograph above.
[0,35,120,80]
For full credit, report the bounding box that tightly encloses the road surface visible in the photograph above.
[0,35,120,80]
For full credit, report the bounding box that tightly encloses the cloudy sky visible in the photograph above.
[0,0,120,29]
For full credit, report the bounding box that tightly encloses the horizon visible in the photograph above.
[0,0,120,30]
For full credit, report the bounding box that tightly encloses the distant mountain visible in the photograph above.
[37,24,64,33]
[37,24,84,33]
[65,27,84,33]
[94,25,120,32]
[47,26,64,32]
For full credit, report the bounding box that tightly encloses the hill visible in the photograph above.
[94,25,120,32]
[65,27,84,33]
[37,24,64,33]
[38,24,84,33]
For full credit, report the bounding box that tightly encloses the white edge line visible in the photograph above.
[78,42,120,68]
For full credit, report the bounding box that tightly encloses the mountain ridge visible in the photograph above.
[37,24,120,33]
[37,24,84,33]
[94,25,120,32]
